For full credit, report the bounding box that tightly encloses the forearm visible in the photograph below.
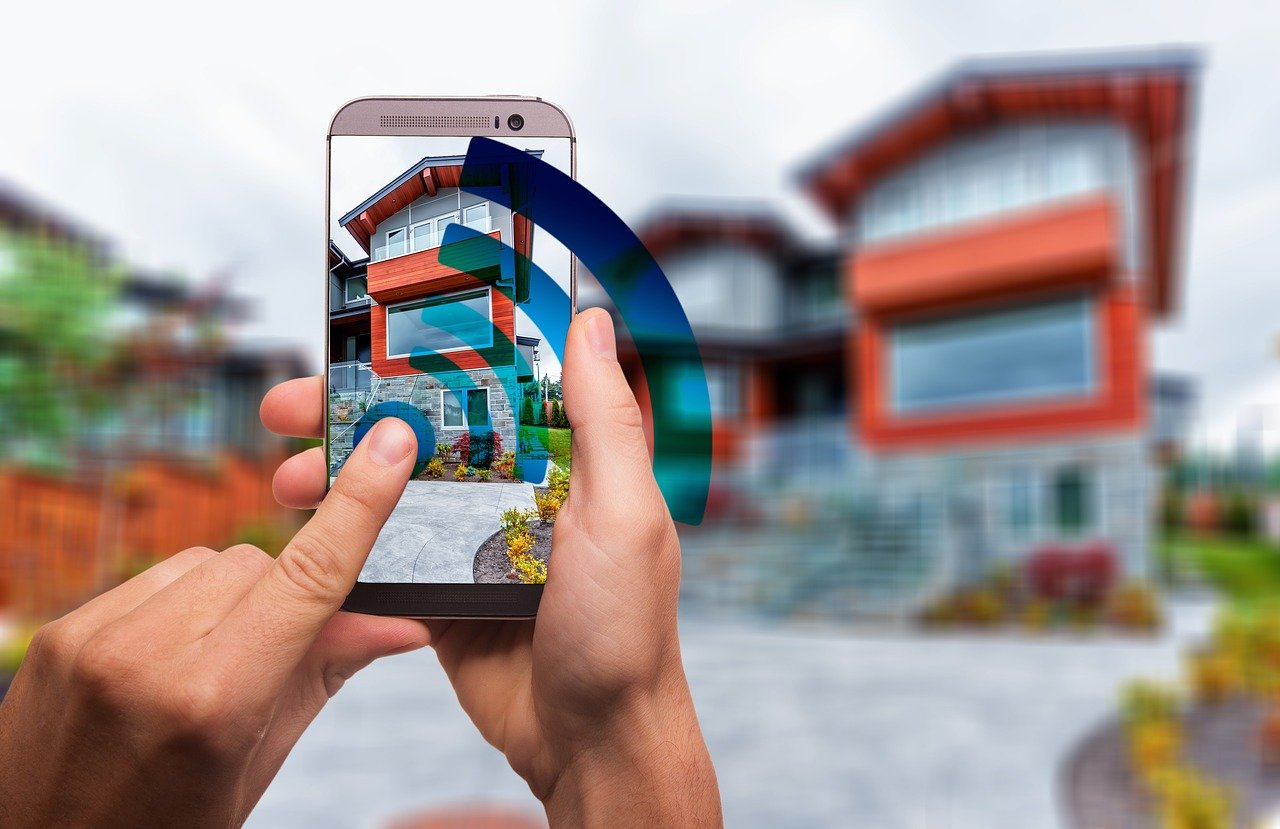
[540,681,721,828]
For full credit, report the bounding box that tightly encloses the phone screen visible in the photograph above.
[327,134,572,586]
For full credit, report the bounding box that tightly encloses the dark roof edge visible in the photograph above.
[338,148,546,228]
[794,44,1203,186]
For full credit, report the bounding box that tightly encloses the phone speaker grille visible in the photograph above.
[380,114,491,129]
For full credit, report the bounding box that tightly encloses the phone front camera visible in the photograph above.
[507,114,525,131]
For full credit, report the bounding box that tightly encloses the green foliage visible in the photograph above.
[0,232,123,466]
[0,627,35,675]
[1121,680,1180,730]
[548,462,570,501]
[454,463,468,481]
[521,394,535,426]
[1221,490,1257,537]
[534,490,562,523]
[500,506,534,535]
[425,457,444,478]
[476,468,491,481]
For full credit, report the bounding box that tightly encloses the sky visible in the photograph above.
[1,0,1276,449]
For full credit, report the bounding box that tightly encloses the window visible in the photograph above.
[384,227,406,259]
[463,203,490,233]
[441,388,489,428]
[890,296,1095,413]
[704,363,742,418]
[345,275,367,304]
[385,288,492,358]
[1052,466,1093,534]
[1004,466,1036,539]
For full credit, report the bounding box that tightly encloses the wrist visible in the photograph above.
[538,677,721,827]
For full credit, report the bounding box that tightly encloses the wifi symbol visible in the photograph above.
[353,138,711,525]
[455,137,711,525]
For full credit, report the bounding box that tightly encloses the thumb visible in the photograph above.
[209,416,417,691]
[561,308,665,517]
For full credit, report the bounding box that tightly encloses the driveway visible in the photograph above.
[253,598,1217,828]
[358,480,536,583]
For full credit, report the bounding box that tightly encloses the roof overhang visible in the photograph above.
[798,46,1201,317]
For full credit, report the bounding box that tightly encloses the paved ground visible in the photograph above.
[250,598,1217,828]
[358,480,536,583]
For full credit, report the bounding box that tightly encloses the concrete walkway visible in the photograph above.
[358,480,536,583]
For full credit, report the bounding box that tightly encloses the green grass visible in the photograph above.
[1161,533,1280,605]
[520,426,571,467]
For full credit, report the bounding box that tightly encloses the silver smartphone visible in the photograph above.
[326,97,575,617]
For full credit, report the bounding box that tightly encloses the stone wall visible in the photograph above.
[328,367,519,473]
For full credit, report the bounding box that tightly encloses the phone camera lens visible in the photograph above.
[507,113,525,131]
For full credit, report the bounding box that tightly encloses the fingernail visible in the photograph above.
[367,419,414,467]
[585,310,617,361]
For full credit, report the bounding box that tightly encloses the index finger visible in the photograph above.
[208,417,415,690]
[260,376,324,439]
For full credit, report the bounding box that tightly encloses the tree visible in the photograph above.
[520,394,534,427]
[0,232,121,467]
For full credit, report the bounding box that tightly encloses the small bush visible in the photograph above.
[477,468,491,482]
[534,490,562,523]
[492,450,517,479]
[425,457,445,478]
[504,528,547,584]
[1024,543,1117,607]
[1148,765,1234,829]
[1105,582,1162,631]
[548,463,570,501]
[1186,649,1238,706]
[1221,490,1257,537]
[1121,680,1180,730]
[454,463,468,481]
[436,442,454,462]
[500,506,533,536]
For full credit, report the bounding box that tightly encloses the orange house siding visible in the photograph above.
[851,197,1117,314]
[857,282,1146,451]
[366,231,516,379]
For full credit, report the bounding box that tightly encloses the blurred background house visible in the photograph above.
[597,48,1203,621]
[0,181,307,618]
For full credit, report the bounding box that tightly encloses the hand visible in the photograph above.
[265,308,722,826]
[0,415,429,827]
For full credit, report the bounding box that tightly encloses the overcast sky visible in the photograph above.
[2,0,1276,448]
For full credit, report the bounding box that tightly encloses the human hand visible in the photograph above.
[264,308,722,827]
[0,417,428,827]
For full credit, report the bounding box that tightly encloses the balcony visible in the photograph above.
[372,216,494,263]
[851,196,1117,314]
[329,361,373,393]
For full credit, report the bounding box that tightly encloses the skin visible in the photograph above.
[0,309,721,827]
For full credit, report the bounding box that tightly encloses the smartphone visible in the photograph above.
[326,98,575,617]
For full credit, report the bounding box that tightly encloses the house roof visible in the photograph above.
[338,150,543,255]
[636,201,797,262]
[797,45,1201,316]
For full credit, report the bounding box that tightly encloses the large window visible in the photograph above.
[890,296,1095,413]
[385,288,492,358]
[441,388,489,429]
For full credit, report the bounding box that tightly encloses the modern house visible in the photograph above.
[616,48,1201,617]
[328,154,542,472]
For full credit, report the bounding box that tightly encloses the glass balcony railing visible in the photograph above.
[329,361,373,393]
[371,215,495,263]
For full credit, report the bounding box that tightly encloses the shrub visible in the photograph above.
[521,395,535,426]
[1105,582,1162,632]
[551,400,565,428]
[548,463,570,501]
[477,468,491,482]
[1221,490,1257,537]
[1121,680,1180,730]
[454,463,468,481]
[425,457,444,479]
[505,528,547,585]
[1148,765,1234,829]
[500,506,533,536]
[452,429,503,468]
[1186,649,1238,706]
[436,442,454,462]
[1128,721,1183,783]
[1024,543,1117,607]
[492,451,517,479]
[534,490,562,523]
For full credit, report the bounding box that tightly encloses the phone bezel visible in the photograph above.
[326,97,575,618]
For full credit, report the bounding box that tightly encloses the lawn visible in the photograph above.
[1160,533,1280,606]
[520,426,571,468]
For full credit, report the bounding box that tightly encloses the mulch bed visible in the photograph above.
[415,462,512,483]
[1062,698,1280,827]
[473,520,554,584]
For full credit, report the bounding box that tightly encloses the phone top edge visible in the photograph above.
[328,96,574,140]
